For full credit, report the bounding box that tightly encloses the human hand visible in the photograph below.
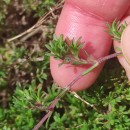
[50,0,130,91]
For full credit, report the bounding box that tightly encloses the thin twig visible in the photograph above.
[20,25,47,42]
[0,57,44,70]
[17,57,44,63]
[33,52,121,130]
[7,1,64,42]
[71,92,94,107]
[71,92,99,111]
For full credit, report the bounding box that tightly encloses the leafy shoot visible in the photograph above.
[45,35,92,66]
[107,20,127,41]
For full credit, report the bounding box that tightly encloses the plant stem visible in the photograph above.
[71,92,94,107]
[33,98,59,130]
[33,52,122,130]
[82,62,99,76]
[33,111,53,130]
[97,52,122,63]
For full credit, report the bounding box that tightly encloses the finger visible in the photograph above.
[121,24,130,65]
[66,0,130,22]
[113,16,130,80]
[51,0,130,91]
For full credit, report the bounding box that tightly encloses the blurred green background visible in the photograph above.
[0,0,130,130]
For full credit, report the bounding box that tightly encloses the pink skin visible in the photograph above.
[50,0,130,91]
[114,16,130,80]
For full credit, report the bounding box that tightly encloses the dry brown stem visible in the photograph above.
[7,1,64,42]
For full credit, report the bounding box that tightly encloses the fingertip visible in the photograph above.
[121,22,130,65]
[113,16,130,81]
[126,71,130,81]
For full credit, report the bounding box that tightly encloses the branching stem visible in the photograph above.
[33,51,122,130]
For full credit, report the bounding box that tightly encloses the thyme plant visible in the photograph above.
[33,20,128,129]
[45,35,91,66]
